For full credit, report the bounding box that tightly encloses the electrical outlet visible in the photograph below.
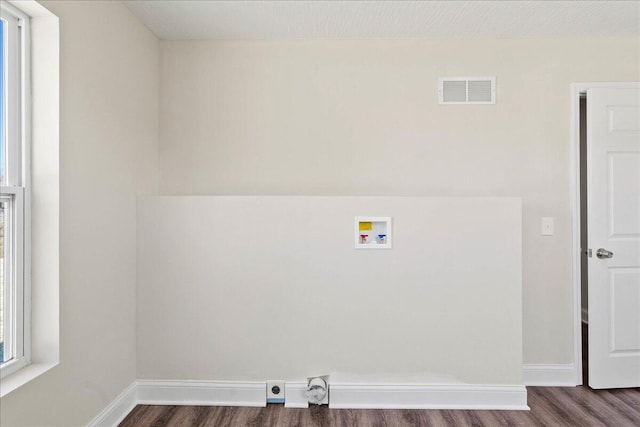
[267,380,285,404]
[541,217,554,236]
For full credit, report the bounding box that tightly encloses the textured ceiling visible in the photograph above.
[123,0,640,40]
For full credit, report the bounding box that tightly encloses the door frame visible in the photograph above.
[569,82,640,386]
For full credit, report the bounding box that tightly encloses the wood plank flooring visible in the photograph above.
[122,325,639,426]
[119,386,640,427]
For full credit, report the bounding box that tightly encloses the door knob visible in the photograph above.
[596,248,614,259]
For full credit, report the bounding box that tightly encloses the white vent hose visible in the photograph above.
[305,377,328,405]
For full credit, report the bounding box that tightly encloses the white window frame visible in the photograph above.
[0,1,31,379]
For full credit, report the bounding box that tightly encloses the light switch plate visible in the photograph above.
[541,217,554,236]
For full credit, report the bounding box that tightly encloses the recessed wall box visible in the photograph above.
[267,380,285,404]
[355,217,392,249]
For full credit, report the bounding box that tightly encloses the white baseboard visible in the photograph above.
[87,382,138,427]
[284,382,309,408]
[136,380,266,407]
[523,364,577,386]
[329,384,528,410]
[88,380,531,426]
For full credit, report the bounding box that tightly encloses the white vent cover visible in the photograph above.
[438,77,496,104]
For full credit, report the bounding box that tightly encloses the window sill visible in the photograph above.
[0,361,58,397]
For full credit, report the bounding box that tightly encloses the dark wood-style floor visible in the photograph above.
[120,386,640,427]
[121,325,640,426]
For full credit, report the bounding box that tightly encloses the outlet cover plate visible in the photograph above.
[541,217,554,236]
[267,380,285,403]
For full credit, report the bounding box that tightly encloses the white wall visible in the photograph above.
[1,10,637,423]
[0,1,159,426]
[159,38,640,366]
[137,196,522,385]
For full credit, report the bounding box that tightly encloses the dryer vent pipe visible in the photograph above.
[305,376,328,405]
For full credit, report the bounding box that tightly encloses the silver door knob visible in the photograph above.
[596,248,614,259]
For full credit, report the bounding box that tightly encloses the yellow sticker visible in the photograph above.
[359,222,372,231]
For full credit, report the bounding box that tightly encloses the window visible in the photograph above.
[0,2,30,378]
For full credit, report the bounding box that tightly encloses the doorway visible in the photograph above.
[579,94,589,385]
[572,82,640,389]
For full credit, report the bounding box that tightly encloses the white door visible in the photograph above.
[587,87,640,389]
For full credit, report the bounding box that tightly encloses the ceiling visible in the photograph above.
[123,0,640,41]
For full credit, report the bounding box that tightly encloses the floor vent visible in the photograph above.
[439,77,496,104]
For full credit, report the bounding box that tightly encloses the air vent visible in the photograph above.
[439,77,496,104]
